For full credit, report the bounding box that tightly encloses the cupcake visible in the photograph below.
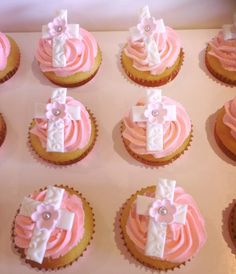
[29,88,97,165]
[35,9,102,87]
[0,32,20,84]
[0,113,6,146]
[13,185,95,270]
[215,96,236,160]
[121,89,192,166]
[121,6,183,87]
[120,178,207,270]
[228,200,236,249]
[205,13,236,86]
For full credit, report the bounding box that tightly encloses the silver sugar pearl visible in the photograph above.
[144,25,151,32]
[42,211,51,220]
[53,109,61,116]
[152,110,159,117]
[158,206,168,216]
[57,26,63,32]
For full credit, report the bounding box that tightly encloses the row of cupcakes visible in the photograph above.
[0,87,235,165]
[0,7,235,87]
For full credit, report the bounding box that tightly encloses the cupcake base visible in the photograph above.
[0,114,6,147]
[120,186,185,270]
[205,45,236,86]
[121,122,192,166]
[42,48,102,87]
[0,35,20,84]
[229,201,236,250]
[28,110,98,165]
[12,185,95,270]
[121,48,184,87]
[215,107,236,160]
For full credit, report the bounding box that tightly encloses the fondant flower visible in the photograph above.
[137,17,157,38]
[149,198,177,224]
[46,101,70,123]
[144,102,167,124]
[31,204,59,230]
[48,16,68,38]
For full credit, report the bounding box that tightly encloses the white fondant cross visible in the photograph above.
[42,9,80,67]
[136,179,188,258]
[223,13,236,40]
[132,89,176,151]
[35,88,81,152]
[19,186,75,264]
[129,6,166,66]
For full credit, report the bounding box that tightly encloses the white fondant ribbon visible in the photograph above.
[223,12,236,40]
[19,186,75,264]
[132,89,176,152]
[42,9,80,68]
[136,178,188,258]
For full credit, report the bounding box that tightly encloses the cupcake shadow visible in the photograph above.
[198,49,234,88]
[222,200,236,255]
[113,206,155,272]
[205,112,236,166]
[112,121,162,169]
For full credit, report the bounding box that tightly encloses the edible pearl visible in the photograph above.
[152,110,159,117]
[53,109,61,116]
[158,206,168,216]
[42,211,51,220]
[57,26,63,32]
[144,25,151,32]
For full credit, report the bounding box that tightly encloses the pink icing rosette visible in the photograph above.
[122,96,191,158]
[124,27,181,75]
[0,32,10,71]
[223,97,236,139]
[36,28,98,77]
[126,187,207,263]
[30,96,92,152]
[208,30,236,72]
[14,189,85,259]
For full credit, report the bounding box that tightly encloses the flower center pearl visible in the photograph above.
[53,109,61,116]
[152,110,159,117]
[57,26,63,33]
[42,211,51,220]
[158,206,168,216]
[144,25,151,32]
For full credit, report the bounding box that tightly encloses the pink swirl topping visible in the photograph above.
[208,30,236,71]
[0,32,10,71]
[126,187,207,263]
[223,96,236,139]
[124,27,181,75]
[35,28,98,77]
[122,96,191,158]
[14,189,84,259]
[30,96,92,152]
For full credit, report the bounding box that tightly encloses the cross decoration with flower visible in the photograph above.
[19,186,75,264]
[42,9,80,67]
[129,6,166,66]
[132,89,176,152]
[136,179,188,258]
[35,88,81,152]
[223,13,236,40]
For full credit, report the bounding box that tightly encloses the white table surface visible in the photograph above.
[0,30,235,274]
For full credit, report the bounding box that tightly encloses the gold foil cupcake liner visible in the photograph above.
[118,186,187,271]
[120,121,193,167]
[28,109,98,166]
[121,48,184,87]
[12,184,95,270]
[205,46,236,87]
[0,113,7,147]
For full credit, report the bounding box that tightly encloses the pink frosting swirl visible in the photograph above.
[0,32,10,71]
[124,27,181,75]
[208,30,236,71]
[122,96,191,158]
[14,189,84,259]
[30,96,92,152]
[126,187,207,263]
[35,28,98,77]
[223,96,236,139]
